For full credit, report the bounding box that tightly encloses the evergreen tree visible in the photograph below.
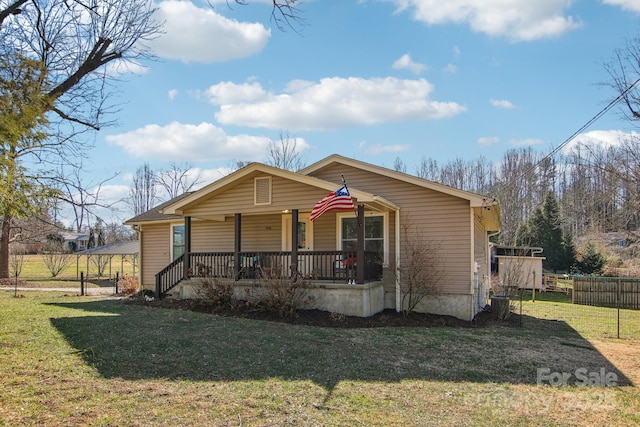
[576,242,606,275]
[515,191,575,272]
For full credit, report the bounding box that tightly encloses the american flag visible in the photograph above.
[310,185,354,222]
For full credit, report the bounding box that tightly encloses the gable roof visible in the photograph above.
[124,192,194,225]
[301,154,498,209]
[161,162,399,215]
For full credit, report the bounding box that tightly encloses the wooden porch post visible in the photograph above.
[234,213,241,280]
[356,204,365,284]
[291,209,298,278]
[183,216,192,280]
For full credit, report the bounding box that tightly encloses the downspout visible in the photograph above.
[395,208,401,313]
[132,224,142,288]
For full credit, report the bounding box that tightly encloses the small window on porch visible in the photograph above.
[254,177,272,206]
[172,225,185,260]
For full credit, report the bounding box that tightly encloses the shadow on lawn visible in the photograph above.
[47,299,632,394]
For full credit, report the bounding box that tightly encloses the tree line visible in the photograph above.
[393,135,640,273]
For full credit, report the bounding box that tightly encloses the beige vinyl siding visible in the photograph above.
[310,163,472,295]
[190,214,282,253]
[312,215,338,251]
[191,219,235,252]
[184,174,337,218]
[140,223,171,287]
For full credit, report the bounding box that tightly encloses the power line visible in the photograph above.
[523,78,640,179]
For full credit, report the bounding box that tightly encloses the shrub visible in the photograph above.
[41,241,73,278]
[117,274,139,295]
[194,277,238,310]
[245,276,314,318]
[398,220,445,315]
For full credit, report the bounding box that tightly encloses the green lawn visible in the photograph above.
[519,290,640,340]
[0,291,638,426]
[5,254,136,289]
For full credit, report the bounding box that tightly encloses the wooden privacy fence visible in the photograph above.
[573,276,640,309]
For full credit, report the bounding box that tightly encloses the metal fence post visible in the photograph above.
[617,277,621,339]
[80,271,85,296]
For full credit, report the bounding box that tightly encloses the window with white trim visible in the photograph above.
[337,212,388,265]
[172,225,185,260]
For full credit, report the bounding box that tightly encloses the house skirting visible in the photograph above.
[409,293,480,321]
[171,280,385,318]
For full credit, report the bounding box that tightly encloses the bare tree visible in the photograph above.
[398,218,445,315]
[416,156,439,181]
[130,163,157,216]
[54,164,120,232]
[155,162,203,201]
[266,131,306,171]
[41,236,72,277]
[0,1,160,279]
[393,156,407,173]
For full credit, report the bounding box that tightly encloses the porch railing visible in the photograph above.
[155,250,383,298]
[155,254,185,298]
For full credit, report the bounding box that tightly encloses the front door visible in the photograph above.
[282,213,313,251]
[282,213,314,276]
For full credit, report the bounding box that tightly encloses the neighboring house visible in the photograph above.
[491,244,545,290]
[124,154,500,321]
[60,231,90,252]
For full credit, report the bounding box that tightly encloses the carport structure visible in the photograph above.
[76,240,139,279]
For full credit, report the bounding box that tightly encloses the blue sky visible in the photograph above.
[80,0,640,224]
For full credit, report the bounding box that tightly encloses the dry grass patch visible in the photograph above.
[0,291,638,426]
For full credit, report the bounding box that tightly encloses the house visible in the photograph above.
[124,154,500,320]
[60,231,90,252]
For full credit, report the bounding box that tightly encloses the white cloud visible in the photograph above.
[602,0,640,13]
[203,81,268,104]
[390,0,582,41]
[392,53,427,74]
[168,89,178,100]
[106,121,295,162]
[561,129,638,155]
[360,142,411,154]
[478,136,500,147]
[509,138,545,147]
[209,77,466,131]
[443,64,457,74]
[106,60,149,76]
[490,99,516,109]
[150,0,271,63]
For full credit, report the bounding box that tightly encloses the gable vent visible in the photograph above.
[254,177,272,205]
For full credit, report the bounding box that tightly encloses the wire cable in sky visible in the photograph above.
[524,78,640,178]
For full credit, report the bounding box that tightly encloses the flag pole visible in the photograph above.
[341,174,360,226]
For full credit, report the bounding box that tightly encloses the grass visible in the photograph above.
[0,291,638,426]
[518,290,640,339]
[5,254,135,289]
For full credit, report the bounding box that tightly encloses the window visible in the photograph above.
[172,225,185,260]
[338,213,388,264]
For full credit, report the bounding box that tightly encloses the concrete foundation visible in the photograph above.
[171,279,385,318]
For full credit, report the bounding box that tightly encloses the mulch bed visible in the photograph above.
[124,296,520,329]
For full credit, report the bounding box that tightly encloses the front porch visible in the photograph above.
[155,250,384,299]
[155,206,384,300]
